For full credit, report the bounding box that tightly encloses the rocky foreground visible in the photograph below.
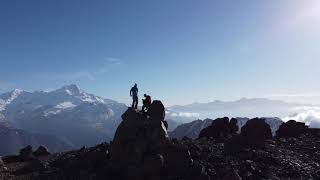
[1,101,320,180]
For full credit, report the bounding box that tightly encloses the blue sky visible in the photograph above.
[0,0,320,106]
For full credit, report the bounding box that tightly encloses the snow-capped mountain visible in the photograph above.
[0,84,127,148]
[170,117,284,139]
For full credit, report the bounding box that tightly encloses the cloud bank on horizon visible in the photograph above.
[283,106,320,128]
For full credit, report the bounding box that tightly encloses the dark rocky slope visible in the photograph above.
[0,122,73,156]
[1,101,320,180]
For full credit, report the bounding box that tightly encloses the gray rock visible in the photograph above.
[0,156,4,168]
[240,118,272,148]
[34,145,51,156]
[222,169,242,180]
[19,145,34,161]
[110,101,169,170]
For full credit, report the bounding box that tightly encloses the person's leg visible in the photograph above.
[137,98,139,109]
[134,96,138,109]
[131,97,135,108]
[145,103,151,112]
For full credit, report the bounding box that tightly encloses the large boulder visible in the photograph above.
[198,117,238,141]
[110,101,169,178]
[33,145,51,157]
[109,100,213,179]
[240,118,272,148]
[276,120,308,138]
[225,118,272,154]
[148,100,165,120]
[19,145,34,161]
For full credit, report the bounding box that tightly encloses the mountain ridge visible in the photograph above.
[0,84,128,150]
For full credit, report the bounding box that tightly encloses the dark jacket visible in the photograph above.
[130,86,138,97]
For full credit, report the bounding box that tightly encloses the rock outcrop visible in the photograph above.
[110,101,168,167]
[225,118,272,154]
[19,145,34,161]
[240,118,272,148]
[198,117,238,141]
[276,120,308,138]
[110,100,211,179]
[110,100,170,179]
[33,145,51,156]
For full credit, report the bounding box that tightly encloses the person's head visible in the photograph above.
[134,83,137,87]
[144,94,147,97]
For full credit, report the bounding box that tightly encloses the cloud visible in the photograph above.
[106,57,122,65]
[93,57,122,75]
[264,93,320,106]
[166,111,200,118]
[283,106,320,128]
[33,57,123,82]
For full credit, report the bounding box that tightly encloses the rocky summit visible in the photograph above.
[1,100,320,180]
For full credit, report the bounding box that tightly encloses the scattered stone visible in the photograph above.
[0,156,5,168]
[143,154,164,178]
[222,169,242,180]
[0,159,8,174]
[161,142,194,177]
[224,134,244,155]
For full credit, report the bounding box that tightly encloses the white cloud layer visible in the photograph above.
[166,111,199,118]
[283,106,320,128]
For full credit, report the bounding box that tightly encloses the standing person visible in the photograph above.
[130,83,139,109]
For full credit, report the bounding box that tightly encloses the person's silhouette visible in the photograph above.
[141,94,152,113]
[130,83,139,109]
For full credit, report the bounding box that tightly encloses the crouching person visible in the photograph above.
[141,94,152,113]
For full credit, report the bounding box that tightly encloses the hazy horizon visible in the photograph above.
[1,0,319,106]
[2,84,320,107]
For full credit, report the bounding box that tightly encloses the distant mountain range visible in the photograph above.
[1,84,317,155]
[0,122,73,155]
[167,98,312,122]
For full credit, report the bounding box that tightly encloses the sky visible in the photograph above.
[0,0,320,106]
